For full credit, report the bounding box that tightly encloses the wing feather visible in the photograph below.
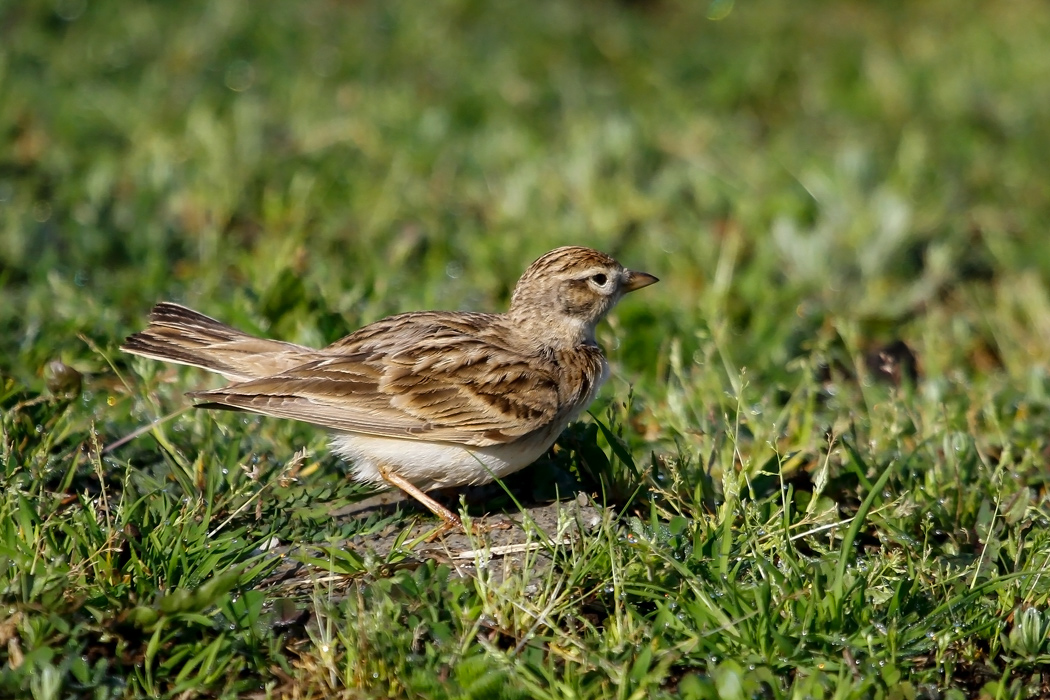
[188,312,604,447]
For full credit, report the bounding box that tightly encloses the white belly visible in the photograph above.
[330,422,564,491]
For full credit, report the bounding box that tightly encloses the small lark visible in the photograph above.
[122,246,658,529]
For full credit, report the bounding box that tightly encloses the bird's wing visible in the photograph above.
[188,312,603,446]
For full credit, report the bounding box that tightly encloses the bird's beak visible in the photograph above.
[623,269,659,293]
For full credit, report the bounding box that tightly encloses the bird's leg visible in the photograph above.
[378,466,462,533]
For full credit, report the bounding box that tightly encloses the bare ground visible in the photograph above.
[257,488,609,601]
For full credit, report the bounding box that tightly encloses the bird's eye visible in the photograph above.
[591,273,608,286]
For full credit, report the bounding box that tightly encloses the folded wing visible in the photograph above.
[189,313,594,447]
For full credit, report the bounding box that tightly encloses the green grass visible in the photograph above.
[4,0,1050,697]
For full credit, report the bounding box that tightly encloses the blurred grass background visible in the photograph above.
[4,0,1050,697]
[5,0,1049,386]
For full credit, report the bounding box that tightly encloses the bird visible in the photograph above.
[121,246,658,530]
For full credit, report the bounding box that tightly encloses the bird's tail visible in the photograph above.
[121,302,315,381]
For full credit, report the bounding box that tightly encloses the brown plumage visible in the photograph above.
[121,246,658,529]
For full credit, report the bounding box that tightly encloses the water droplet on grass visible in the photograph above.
[54,0,86,20]
[225,60,255,92]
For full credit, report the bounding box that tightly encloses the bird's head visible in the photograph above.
[508,246,658,347]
